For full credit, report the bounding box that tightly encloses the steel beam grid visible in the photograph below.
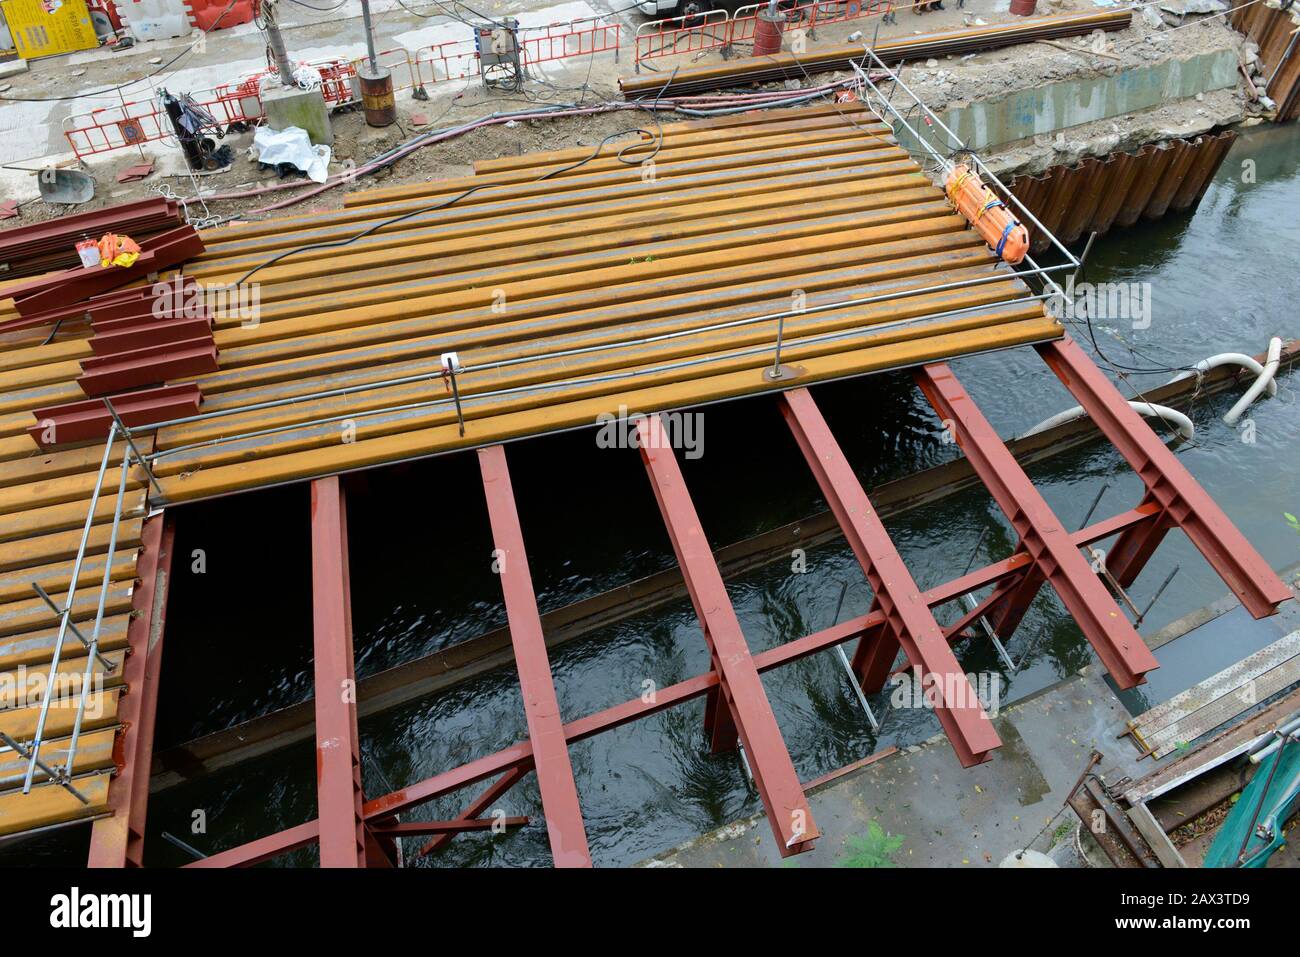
[310,476,368,868]
[184,502,1158,867]
[477,444,592,867]
[635,415,819,855]
[915,361,1159,689]
[778,387,1000,767]
[1037,336,1291,617]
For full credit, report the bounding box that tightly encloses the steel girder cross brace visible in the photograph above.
[915,363,1159,690]
[1038,336,1291,617]
[779,388,1001,767]
[636,415,819,855]
[310,475,368,868]
[478,444,593,867]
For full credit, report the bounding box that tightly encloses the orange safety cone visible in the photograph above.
[944,164,1028,265]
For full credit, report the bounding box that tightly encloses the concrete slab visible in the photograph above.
[262,85,333,146]
[641,667,1152,868]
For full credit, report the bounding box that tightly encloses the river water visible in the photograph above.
[9,122,1298,868]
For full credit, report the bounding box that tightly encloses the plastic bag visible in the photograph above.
[252,125,332,184]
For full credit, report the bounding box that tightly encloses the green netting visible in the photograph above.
[1203,738,1300,868]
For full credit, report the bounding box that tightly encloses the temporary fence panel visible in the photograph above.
[412,39,483,87]
[521,17,621,65]
[731,0,895,46]
[634,10,730,70]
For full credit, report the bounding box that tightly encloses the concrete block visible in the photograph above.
[262,86,333,146]
[0,59,29,81]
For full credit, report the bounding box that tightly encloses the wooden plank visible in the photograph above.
[156,315,1060,503]
[153,291,1035,480]
[0,548,137,605]
[0,771,111,837]
[0,614,131,671]
[0,580,134,638]
[0,728,116,790]
[0,689,121,742]
[0,649,127,710]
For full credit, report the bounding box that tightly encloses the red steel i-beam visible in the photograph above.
[416,765,529,859]
[310,475,367,868]
[188,505,1162,868]
[87,512,176,868]
[778,388,1000,767]
[915,362,1159,690]
[636,415,819,855]
[1038,336,1292,617]
[478,444,593,868]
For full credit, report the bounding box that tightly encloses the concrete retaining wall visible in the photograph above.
[897,50,1240,155]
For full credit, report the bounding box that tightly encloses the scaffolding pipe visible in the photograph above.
[20,425,118,794]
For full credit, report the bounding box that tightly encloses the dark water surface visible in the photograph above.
[10,123,1297,868]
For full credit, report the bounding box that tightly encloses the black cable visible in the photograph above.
[230,92,674,288]
[285,0,349,10]
[0,0,241,103]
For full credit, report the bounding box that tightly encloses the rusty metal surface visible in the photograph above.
[1232,0,1300,122]
[1009,131,1238,253]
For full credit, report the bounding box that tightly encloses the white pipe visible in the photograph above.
[1223,337,1283,426]
[1167,353,1277,398]
[1022,401,1195,442]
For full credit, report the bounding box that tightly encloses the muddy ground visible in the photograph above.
[0,3,1264,233]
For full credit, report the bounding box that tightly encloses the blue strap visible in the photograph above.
[994,219,1019,258]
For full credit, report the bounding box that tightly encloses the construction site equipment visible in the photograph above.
[37,168,96,206]
[0,96,1290,860]
[475,18,523,92]
[945,164,1028,265]
[620,9,1133,97]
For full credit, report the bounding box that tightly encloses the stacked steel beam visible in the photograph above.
[620,10,1133,99]
[1008,131,1238,253]
[0,198,183,280]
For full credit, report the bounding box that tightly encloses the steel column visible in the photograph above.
[310,475,367,868]
[636,415,819,855]
[778,388,1000,766]
[915,362,1159,689]
[1038,336,1291,617]
[478,444,592,868]
[87,512,176,868]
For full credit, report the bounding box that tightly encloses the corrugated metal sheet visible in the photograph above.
[1231,0,1300,122]
[1008,131,1238,254]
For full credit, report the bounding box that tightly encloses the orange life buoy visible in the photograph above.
[944,164,1028,266]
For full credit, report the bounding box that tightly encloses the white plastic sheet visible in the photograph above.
[252,125,332,184]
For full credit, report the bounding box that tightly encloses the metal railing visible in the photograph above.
[2,414,143,803]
